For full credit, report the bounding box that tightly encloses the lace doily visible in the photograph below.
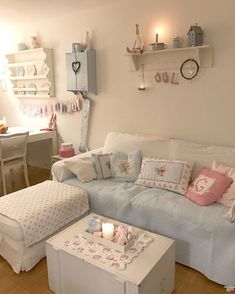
[64,232,153,270]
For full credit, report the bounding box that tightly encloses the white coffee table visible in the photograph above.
[46,214,175,294]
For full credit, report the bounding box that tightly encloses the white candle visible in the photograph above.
[102,223,114,240]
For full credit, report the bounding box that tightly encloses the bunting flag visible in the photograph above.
[19,97,81,117]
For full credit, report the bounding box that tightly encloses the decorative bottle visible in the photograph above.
[133,24,144,53]
[84,31,91,51]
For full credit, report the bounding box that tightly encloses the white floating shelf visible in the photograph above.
[8,61,44,68]
[126,45,210,56]
[16,94,51,98]
[5,48,47,56]
[125,45,213,71]
[12,87,49,91]
[10,75,48,81]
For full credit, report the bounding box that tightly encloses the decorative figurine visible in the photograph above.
[48,113,57,130]
[127,226,133,240]
[187,23,203,47]
[30,36,40,49]
[88,216,102,234]
[114,226,128,245]
[126,24,144,54]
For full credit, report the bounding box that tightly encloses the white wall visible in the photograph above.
[0,0,235,156]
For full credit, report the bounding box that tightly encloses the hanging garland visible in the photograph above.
[20,97,81,117]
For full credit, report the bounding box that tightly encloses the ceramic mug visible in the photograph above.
[172,37,182,48]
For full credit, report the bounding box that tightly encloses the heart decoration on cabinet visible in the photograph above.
[72,61,81,74]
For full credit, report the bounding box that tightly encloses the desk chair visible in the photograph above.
[0,132,30,195]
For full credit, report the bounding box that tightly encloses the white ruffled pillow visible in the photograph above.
[64,157,96,183]
[212,160,235,207]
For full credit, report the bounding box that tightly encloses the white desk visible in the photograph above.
[27,130,57,155]
[5,127,58,156]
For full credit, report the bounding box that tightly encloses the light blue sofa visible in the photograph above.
[52,132,235,287]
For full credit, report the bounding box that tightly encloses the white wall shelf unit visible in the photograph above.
[5,48,55,98]
[125,45,213,71]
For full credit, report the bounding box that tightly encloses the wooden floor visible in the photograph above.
[0,166,229,293]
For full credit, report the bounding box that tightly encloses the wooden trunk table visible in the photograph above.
[46,213,175,294]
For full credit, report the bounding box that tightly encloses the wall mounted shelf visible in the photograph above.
[16,95,51,98]
[125,45,213,71]
[5,48,55,98]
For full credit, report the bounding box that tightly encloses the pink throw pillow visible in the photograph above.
[212,160,235,207]
[186,167,232,206]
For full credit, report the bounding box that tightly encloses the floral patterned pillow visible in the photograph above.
[92,153,111,180]
[110,150,142,182]
[135,157,194,195]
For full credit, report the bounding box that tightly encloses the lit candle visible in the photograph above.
[155,33,159,43]
[155,28,162,43]
[102,223,114,240]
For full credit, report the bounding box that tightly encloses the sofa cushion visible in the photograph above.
[110,150,142,182]
[212,160,235,207]
[130,187,232,273]
[64,157,96,183]
[62,178,148,224]
[135,157,194,195]
[186,168,233,206]
[130,187,228,234]
[92,153,111,180]
[103,132,173,158]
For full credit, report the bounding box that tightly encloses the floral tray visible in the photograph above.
[82,227,135,253]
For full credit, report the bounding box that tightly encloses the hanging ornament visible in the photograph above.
[79,93,91,153]
[126,24,144,54]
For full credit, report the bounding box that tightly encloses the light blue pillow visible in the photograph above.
[92,153,111,180]
[110,150,142,182]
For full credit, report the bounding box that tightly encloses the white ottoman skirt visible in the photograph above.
[0,180,89,273]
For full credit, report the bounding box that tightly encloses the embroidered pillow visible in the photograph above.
[186,167,232,206]
[212,160,235,207]
[110,150,142,181]
[64,157,96,183]
[135,157,194,195]
[92,153,111,180]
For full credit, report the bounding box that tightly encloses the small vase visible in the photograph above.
[30,36,40,49]
[84,32,91,51]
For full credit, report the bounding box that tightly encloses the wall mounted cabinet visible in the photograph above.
[5,48,55,98]
[125,45,213,71]
[66,50,97,95]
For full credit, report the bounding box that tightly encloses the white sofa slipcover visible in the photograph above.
[52,132,235,286]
